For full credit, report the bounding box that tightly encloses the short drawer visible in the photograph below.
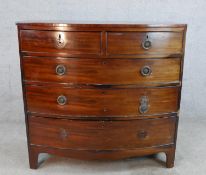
[23,57,181,85]
[25,86,179,117]
[20,30,101,56]
[107,32,183,57]
[29,116,176,149]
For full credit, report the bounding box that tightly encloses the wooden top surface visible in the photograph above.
[16,21,187,29]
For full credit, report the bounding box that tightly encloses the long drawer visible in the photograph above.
[25,86,179,117]
[23,57,181,85]
[29,116,176,150]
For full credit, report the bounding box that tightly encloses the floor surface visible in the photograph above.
[0,116,205,175]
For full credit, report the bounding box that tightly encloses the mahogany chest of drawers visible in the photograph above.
[17,22,187,169]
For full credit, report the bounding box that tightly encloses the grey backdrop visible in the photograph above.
[0,0,205,123]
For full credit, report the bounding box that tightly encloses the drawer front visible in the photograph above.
[23,57,181,85]
[107,32,183,56]
[20,30,101,55]
[29,116,176,149]
[26,86,179,117]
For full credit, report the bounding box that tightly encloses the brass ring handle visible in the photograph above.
[139,96,149,114]
[142,35,152,50]
[56,65,66,75]
[140,66,152,76]
[57,95,67,105]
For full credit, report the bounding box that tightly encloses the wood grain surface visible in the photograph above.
[25,86,179,117]
[107,32,183,56]
[29,116,176,150]
[23,57,181,85]
[20,30,102,55]
[17,22,187,169]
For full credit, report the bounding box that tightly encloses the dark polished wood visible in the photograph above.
[17,23,186,58]
[20,30,101,56]
[107,32,183,56]
[23,57,181,85]
[26,86,179,117]
[17,22,186,31]
[29,116,176,149]
[29,144,175,169]
[17,22,187,169]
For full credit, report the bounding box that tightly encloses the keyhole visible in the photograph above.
[58,34,62,44]
[60,128,68,139]
[103,108,107,112]
[102,61,106,65]
[138,130,147,139]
